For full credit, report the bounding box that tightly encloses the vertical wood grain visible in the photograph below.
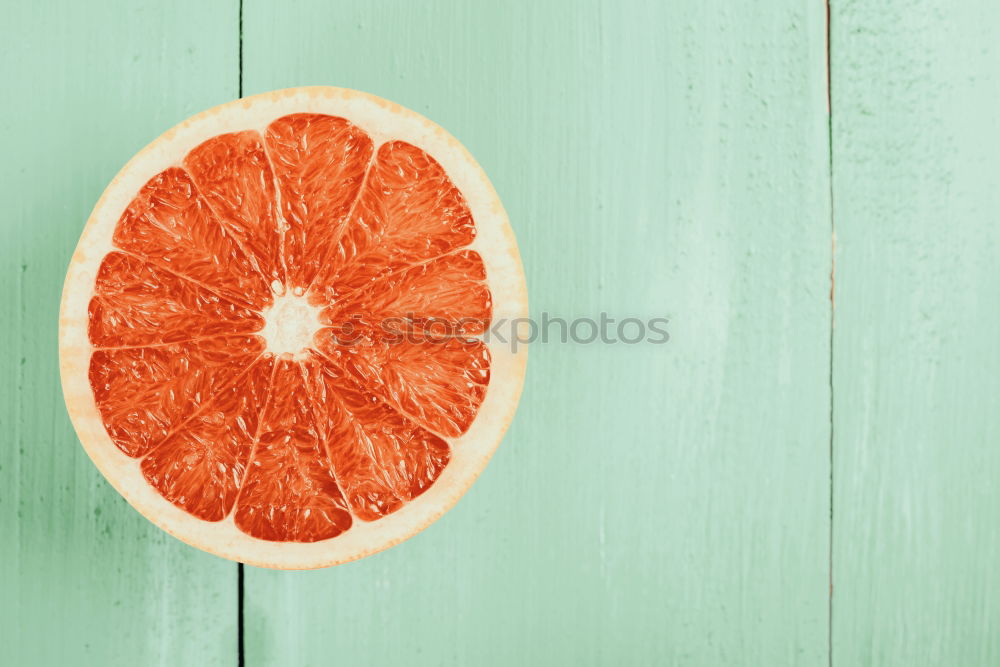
[242,1,832,664]
[831,1,1000,664]
[0,2,240,664]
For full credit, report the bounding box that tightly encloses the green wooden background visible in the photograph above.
[2,0,998,664]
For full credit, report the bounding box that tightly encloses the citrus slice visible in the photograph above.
[59,87,527,569]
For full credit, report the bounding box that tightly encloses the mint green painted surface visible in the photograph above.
[0,2,239,665]
[3,0,999,665]
[241,1,831,665]
[831,0,1000,664]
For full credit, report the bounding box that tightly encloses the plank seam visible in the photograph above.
[238,0,244,98]
[237,2,246,665]
[825,0,836,666]
[238,563,245,667]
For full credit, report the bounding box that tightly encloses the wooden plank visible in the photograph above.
[831,1,1000,664]
[0,2,239,665]
[243,1,831,664]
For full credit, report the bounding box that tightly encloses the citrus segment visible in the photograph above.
[233,359,353,542]
[88,335,265,457]
[264,114,373,291]
[304,353,451,521]
[139,356,273,521]
[322,249,492,337]
[311,141,476,302]
[321,335,490,438]
[112,167,272,309]
[183,131,284,290]
[88,252,263,347]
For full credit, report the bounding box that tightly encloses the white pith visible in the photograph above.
[260,290,323,359]
[59,87,528,569]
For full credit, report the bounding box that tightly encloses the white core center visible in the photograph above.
[260,293,323,357]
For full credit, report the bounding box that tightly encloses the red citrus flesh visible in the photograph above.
[87,114,493,543]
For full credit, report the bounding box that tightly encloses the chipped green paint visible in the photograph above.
[831,0,1000,664]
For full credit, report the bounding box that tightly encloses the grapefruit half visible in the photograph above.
[59,87,527,569]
